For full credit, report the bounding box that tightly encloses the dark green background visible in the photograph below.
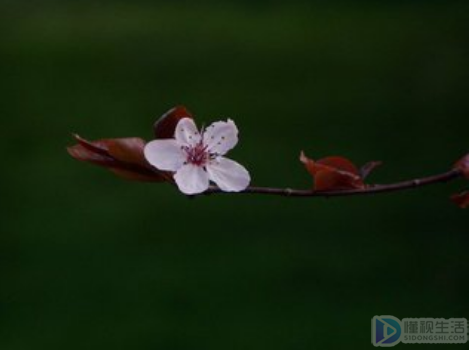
[1,1,469,349]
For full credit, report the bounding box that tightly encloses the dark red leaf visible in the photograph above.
[451,191,469,209]
[300,152,365,191]
[153,106,193,139]
[107,138,147,165]
[68,135,171,182]
[316,156,360,175]
[73,134,111,157]
[67,144,116,168]
[314,169,361,191]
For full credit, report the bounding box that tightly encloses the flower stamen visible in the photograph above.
[182,141,209,166]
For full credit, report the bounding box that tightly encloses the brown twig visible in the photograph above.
[203,169,462,198]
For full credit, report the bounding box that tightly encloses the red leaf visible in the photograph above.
[300,152,365,191]
[107,138,147,165]
[454,154,469,179]
[153,106,193,139]
[316,156,360,175]
[67,144,116,168]
[314,169,361,191]
[68,135,170,182]
[73,134,148,165]
[73,134,112,157]
[451,191,469,209]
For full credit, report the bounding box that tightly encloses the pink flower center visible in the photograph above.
[183,142,209,167]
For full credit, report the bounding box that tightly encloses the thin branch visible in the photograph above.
[203,169,462,198]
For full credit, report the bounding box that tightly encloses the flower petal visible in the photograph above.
[203,119,238,155]
[206,157,250,192]
[174,164,210,195]
[144,139,186,171]
[175,118,201,147]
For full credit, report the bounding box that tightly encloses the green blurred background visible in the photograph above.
[1,0,469,349]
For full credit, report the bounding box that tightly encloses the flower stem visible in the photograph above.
[204,169,462,198]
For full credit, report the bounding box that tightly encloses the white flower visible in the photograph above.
[144,118,251,195]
